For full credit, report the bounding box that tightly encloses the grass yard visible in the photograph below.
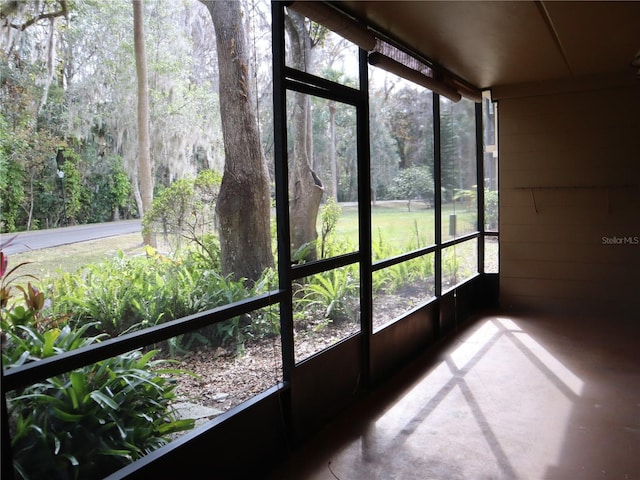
[9,201,481,281]
[335,201,477,251]
[9,233,146,281]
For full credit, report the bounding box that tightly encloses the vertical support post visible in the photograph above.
[357,46,372,389]
[433,94,442,300]
[271,1,295,447]
[56,149,68,226]
[59,173,68,226]
[476,100,485,274]
[272,1,293,384]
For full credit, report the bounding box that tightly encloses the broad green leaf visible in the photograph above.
[68,385,79,410]
[135,349,158,369]
[157,418,195,435]
[52,407,84,422]
[42,328,61,357]
[90,391,119,410]
[98,448,133,460]
[69,371,86,403]
[12,392,61,408]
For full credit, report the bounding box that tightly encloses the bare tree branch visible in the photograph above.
[1,0,67,31]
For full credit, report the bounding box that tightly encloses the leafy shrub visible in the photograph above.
[8,345,194,480]
[389,166,434,212]
[0,138,26,232]
[52,249,203,338]
[157,268,279,354]
[485,190,499,230]
[453,187,476,206]
[291,241,315,264]
[181,270,249,352]
[242,268,280,341]
[49,246,277,353]
[181,233,221,272]
[417,253,435,278]
[78,153,132,223]
[142,170,222,255]
[319,197,341,259]
[2,321,101,370]
[246,306,280,341]
[1,246,195,480]
[386,259,413,294]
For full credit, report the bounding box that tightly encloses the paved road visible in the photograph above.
[1,220,142,255]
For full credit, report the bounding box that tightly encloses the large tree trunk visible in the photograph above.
[132,0,154,245]
[201,0,273,282]
[285,10,324,262]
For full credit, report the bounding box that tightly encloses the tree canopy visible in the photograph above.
[0,0,477,273]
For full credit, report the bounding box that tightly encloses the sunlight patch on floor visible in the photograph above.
[450,320,500,370]
[512,331,584,397]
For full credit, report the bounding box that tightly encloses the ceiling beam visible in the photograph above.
[535,1,573,76]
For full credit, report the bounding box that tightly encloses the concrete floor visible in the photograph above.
[269,313,640,479]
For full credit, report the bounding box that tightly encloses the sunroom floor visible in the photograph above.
[269,311,640,479]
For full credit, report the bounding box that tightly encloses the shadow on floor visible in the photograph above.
[269,312,640,479]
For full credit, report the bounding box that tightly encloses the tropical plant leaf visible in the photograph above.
[90,391,119,410]
[51,407,84,422]
[157,418,196,435]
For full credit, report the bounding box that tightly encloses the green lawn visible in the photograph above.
[9,233,146,281]
[9,201,480,281]
[333,201,477,251]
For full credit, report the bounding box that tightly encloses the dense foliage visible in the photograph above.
[389,165,435,211]
[0,0,487,235]
[485,190,499,230]
[142,169,222,260]
[0,247,194,480]
[8,345,194,480]
[0,0,227,233]
[50,246,278,351]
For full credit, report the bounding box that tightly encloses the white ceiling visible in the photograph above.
[337,1,640,89]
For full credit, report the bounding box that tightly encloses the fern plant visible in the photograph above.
[297,268,359,325]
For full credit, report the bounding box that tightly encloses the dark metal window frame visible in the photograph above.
[0,3,498,477]
[273,2,372,376]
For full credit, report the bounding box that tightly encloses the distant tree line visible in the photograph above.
[0,0,477,257]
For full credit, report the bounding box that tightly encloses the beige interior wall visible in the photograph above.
[494,75,640,317]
